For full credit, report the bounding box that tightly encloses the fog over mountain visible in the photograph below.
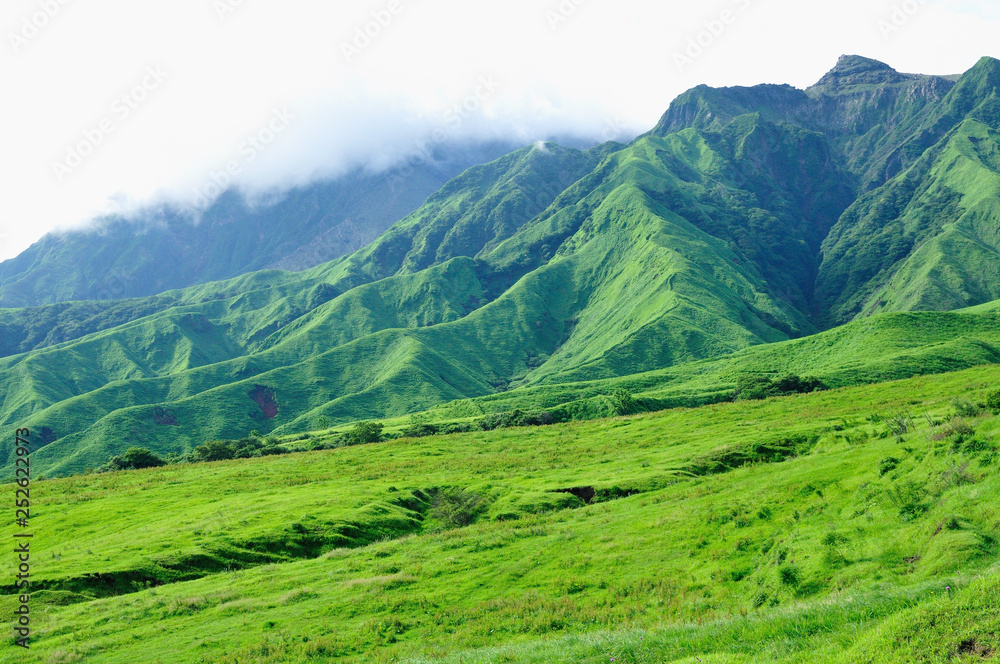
[3,0,999,261]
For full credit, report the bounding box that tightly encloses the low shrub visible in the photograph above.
[986,389,1000,414]
[429,488,487,529]
[886,411,915,436]
[735,374,827,401]
[100,447,167,472]
[779,565,801,586]
[612,389,639,415]
[885,480,931,521]
[879,456,901,477]
[344,422,384,446]
[952,399,983,418]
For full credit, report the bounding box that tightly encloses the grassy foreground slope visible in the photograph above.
[1,365,999,662]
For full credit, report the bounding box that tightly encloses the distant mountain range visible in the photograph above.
[0,141,519,307]
[3,55,1000,476]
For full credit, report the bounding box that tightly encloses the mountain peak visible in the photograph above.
[810,55,906,91]
[940,56,1000,120]
[962,55,1000,86]
[973,55,1000,70]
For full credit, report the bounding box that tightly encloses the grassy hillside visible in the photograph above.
[2,365,998,662]
[0,127,852,476]
[403,304,1000,428]
[6,295,1000,480]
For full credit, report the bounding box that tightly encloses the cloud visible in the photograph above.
[1,0,998,260]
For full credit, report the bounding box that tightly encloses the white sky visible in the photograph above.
[2,0,998,260]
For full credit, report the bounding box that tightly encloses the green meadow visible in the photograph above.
[2,364,998,662]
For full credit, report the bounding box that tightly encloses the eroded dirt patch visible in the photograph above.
[153,407,179,426]
[248,385,279,420]
[555,487,597,504]
[958,639,997,659]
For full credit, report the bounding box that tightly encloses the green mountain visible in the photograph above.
[0,141,518,308]
[654,55,959,191]
[816,57,1000,325]
[4,55,1000,477]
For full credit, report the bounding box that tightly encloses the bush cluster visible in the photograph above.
[99,447,167,472]
[308,421,387,450]
[735,374,827,401]
[191,436,289,462]
[476,409,555,431]
[344,421,384,446]
[400,410,559,438]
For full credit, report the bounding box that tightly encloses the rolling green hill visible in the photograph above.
[0,129,850,476]
[2,365,998,662]
[402,304,1000,428]
[3,55,1000,478]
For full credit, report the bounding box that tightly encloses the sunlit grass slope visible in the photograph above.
[0,365,997,662]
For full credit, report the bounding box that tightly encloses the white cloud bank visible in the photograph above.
[1,0,998,259]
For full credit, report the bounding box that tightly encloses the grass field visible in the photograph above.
[2,364,998,662]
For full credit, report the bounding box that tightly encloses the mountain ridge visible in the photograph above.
[3,55,1000,476]
[0,141,521,308]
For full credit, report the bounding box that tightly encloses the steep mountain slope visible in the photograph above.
[816,57,1000,325]
[803,55,960,190]
[655,55,1000,326]
[0,141,517,308]
[0,118,863,476]
[654,55,958,191]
